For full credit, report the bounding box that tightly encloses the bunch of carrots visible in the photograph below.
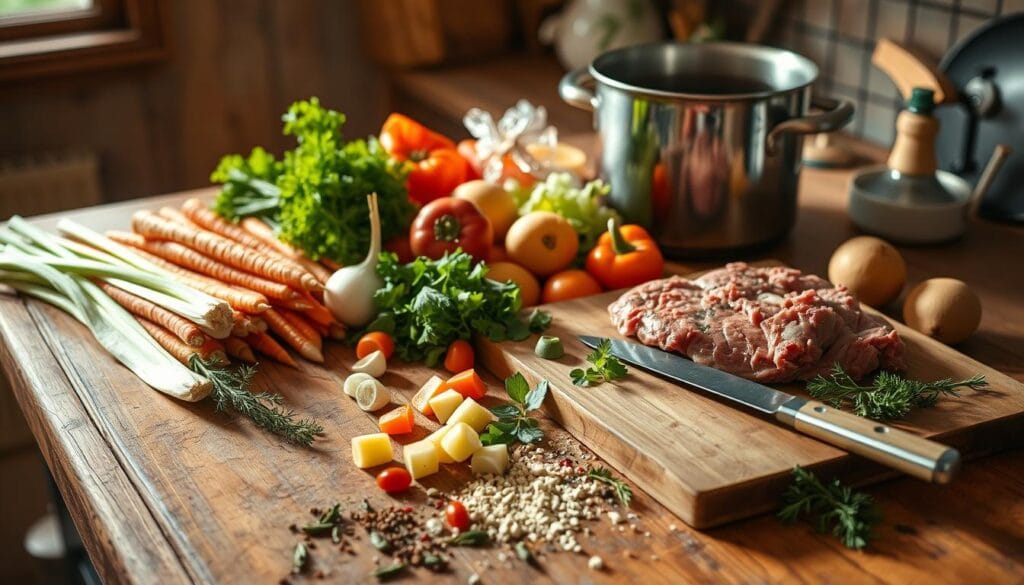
[103,198,344,369]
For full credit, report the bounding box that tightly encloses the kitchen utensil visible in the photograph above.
[475,262,1024,527]
[578,335,960,483]
[879,14,1024,223]
[559,42,854,259]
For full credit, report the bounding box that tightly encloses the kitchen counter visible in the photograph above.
[1,164,1022,584]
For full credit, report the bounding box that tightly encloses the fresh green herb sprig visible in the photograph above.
[807,364,987,421]
[212,98,414,264]
[190,356,323,446]
[778,466,880,550]
[587,467,633,507]
[571,338,628,386]
[291,542,308,574]
[372,562,408,580]
[368,251,542,366]
[447,530,490,546]
[480,372,548,446]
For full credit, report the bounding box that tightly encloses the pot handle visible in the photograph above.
[560,67,599,111]
[766,97,855,155]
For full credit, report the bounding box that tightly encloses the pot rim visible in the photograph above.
[588,41,820,102]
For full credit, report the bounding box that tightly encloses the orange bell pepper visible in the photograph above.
[585,218,665,290]
[379,404,415,435]
[380,113,470,205]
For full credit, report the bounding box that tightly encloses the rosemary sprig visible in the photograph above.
[778,466,880,550]
[806,364,987,421]
[587,466,633,507]
[190,356,324,446]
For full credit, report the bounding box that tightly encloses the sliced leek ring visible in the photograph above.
[355,378,390,412]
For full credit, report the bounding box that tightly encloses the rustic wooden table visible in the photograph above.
[1,164,1022,584]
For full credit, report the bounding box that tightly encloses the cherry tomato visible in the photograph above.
[376,467,412,493]
[445,500,471,531]
[357,331,395,360]
[541,269,603,304]
[443,339,474,373]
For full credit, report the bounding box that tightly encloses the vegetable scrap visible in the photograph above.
[570,338,629,386]
[480,372,548,446]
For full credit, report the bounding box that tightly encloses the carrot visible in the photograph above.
[246,331,297,368]
[231,310,251,337]
[158,206,198,227]
[132,211,320,291]
[443,339,474,373]
[248,315,268,333]
[271,295,314,311]
[357,331,395,360]
[442,368,487,400]
[299,292,334,326]
[99,282,205,347]
[223,336,256,363]
[197,335,226,363]
[279,309,322,351]
[378,405,415,435]
[302,316,329,338]
[106,231,270,313]
[263,308,323,362]
[238,217,333,285]
[138,317,226,365]
[327,322,346,340]
[321,258,342,272]
[112,230,299,302]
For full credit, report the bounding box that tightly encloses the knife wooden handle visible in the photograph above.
[777,398,960,483]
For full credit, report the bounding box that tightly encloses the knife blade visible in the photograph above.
[577,335,960,483]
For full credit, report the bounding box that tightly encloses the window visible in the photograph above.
[0,0,168,81]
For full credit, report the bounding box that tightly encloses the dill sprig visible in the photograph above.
[587,466,633,507]
[778,466,880,550]
[190,356,323,446]
[806,364,987,421]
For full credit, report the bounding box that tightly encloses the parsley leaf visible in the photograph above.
[528,309,552,333]
[367,251,538,366]
[480,372,548,446]
[571,338,628,386]
[212,98,414,264]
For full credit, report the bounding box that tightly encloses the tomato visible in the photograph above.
[380,113,469,205]
[542,269,603,303]
[409,197,493,262]
[376,466,412,493]
[378,405,415,435]
[443,339,475,373]
[357,332,395,360]
[445,500,471,531]
[505,212,578,277]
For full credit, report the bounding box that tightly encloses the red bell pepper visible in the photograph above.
[409,197,493,262]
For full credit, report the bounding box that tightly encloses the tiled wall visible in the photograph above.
[771,0,1024,145]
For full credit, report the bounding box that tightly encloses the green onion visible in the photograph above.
[534,335,565,360]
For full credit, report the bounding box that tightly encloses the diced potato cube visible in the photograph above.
[425,426,456,464]
[471,444,509,475]
[440,422,482,462]
[351,433,393,469]
[446,397,496,432]
[403,440,439,480]
[428,389,464,424]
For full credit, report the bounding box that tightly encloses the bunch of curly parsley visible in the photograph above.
[211,98,414,265]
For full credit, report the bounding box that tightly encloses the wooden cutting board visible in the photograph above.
[477,264,1024,529]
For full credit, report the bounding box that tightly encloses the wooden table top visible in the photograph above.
[2,164,1023,584]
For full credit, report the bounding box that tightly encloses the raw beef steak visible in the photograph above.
[608,262,906,383]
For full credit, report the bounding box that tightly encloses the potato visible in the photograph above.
[487,261,541,306]
[453,180,519,241]
[827,236,906,307]
[903,278,981,344]
[505,212,578,277]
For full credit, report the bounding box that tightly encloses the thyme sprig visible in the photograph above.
[806,364,987,421]
[778,466,880,550]
[587,466,633,507]
[190,356,324,446]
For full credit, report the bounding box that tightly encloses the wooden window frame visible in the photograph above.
[0,0,169,82]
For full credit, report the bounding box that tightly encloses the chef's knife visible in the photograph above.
[577,336,960,483]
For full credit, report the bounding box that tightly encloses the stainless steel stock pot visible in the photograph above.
[560,42,854,258]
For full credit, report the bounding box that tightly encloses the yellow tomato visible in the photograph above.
[452,180,519,241]
[505,212,578,277]
[487,261,541,307]
[542,269,602,304]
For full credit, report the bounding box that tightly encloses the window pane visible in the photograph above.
[0,0,93,18]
